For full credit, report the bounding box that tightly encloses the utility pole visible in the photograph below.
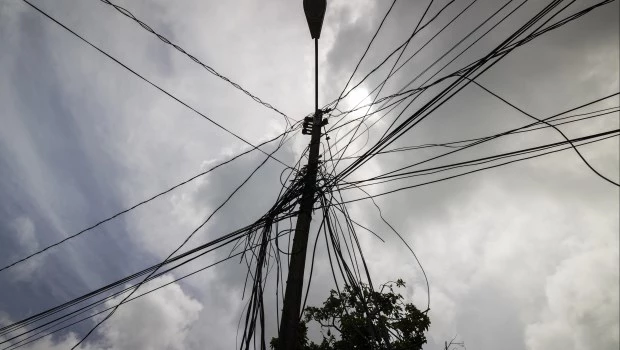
[278,1,326,349]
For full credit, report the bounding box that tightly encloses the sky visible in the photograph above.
[0,0,618,349]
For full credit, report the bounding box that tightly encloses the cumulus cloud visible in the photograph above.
[10,217,38,253]
[526,247,619,350]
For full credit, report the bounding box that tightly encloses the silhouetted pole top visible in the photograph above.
[303,0,326,39]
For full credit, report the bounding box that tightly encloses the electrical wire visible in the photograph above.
[21,0,292,169]
[331,131,619,206]
[97,0,296,126]
[340,129,619,190]
[0,131,293,274]
[465,77,619,186]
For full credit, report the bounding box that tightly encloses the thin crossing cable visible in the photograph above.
[332,0,574,183]
[21,0,292,169]
[465,77,619,186]
[97,0,296,125]
[323,0,523,166]
[0,131,292,274]
[330,0,398,114]
[327,0,438,174]
[345,93,620,186]
[328,107,619,161]
[331,131,619,206]
[3,229,295,350]
[69,136,288,349]
[340,129,620,190]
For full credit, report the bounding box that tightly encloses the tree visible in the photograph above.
[272,279,430,349]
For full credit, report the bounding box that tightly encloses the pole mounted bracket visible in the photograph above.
[303,0,327,39]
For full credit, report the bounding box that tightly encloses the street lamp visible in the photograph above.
[303,0,326,39]
[303,0,326,113]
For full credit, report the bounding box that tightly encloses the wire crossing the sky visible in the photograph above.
[98,0,296,125]
[21,0,293,168]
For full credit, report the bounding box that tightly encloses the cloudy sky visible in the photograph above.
[0,0,618,349]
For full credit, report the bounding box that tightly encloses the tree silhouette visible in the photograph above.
[272,279,430,349]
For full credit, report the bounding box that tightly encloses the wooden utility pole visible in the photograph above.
[278,1,326,349]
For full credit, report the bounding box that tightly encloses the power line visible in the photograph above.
[0,131,291,274]
[465,77,619,186]
[70,134,291,349]
[21,0,292,169]
[5,0,300,278]
[344,184,430,312]
[0,216,281,338]
[331,0,591,183]
[324,0,462,113]
[325,0,477,178]
[327,0,439,174]
[7,1,618,349]
[329,0,398,114]
[2,151,307,349]
[370,0,525,142]
[329,106,618,161]
[340,128,619,190]
[322,0,526,166]
[325,0,610,163]
[329,130,619,206]
[3,229,295,350]
[347,93,619,186]
[97,0,296,125]
[326,0,487,125]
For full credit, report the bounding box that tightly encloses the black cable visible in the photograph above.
[97,0,295,125]
[329,107,619,161]
[325,0,484,128]
[68,115,292,348]
[371,0,523,143]
[327,0,592,166]
[330,0,398,114]
[0,210,297,342]
[332,0,579,183]
[0,131,290,274]
[331,131,619,206]
[324,0,462,114]
[326,0,477,181]
[340,129,619,190]
[4,229,295,350]
[348,184,430,312]
[21,0,292,170]
[328,0,438,173]
[351,93,619,184]
[323,0,523,167]
[466,77,619,186]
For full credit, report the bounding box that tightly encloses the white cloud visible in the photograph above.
[525,247,619,350]
[6,216,42,280]
[11,216,38,252]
